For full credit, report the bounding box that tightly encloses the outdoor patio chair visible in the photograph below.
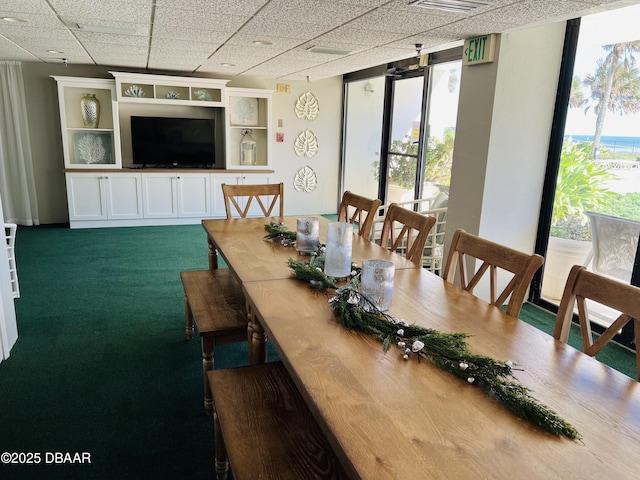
[584,211,640,283]
[379,203,436,265]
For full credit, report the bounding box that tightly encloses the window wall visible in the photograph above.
[535,4,640,348]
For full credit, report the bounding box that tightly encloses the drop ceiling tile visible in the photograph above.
[254,0,372,27]
[47,0,153,24]
[225,34,305,50]
[479,0,598,26]
[74,31,149,47]
[153,6,247,31]
[151,25,233,43]
[0,0,52,15]
[154,0,269,16]
[315,27,408,46]
[150,37,219,54]
[237,19,330,39]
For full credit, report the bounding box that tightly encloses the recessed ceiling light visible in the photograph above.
[48,50,65,54]
[75,23,137,35]
[307,46,351,56]
[221,63,236,67]
[253,40,273,46]
[1,16,29,23]
[409,0,489,13]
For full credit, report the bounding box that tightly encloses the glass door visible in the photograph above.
[385,75,425,204]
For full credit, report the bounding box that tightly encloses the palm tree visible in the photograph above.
[582,41,640,159]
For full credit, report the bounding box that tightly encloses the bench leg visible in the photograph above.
[184,295,194,341]
[213,409,229,480]
[202,336,215,416]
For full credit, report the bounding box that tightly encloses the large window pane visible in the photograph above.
[343,77,385,199]
[541,4,640,330]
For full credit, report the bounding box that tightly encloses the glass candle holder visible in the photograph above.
[360,259,395,311]
[324,222,353,278]
[296,217,320,255]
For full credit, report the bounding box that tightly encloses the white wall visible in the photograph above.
[0,196,18,362]
[446,22,566,301]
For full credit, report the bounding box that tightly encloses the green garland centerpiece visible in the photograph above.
[264,221,297,245]
[263,223,580,438]
[285,251,580,440]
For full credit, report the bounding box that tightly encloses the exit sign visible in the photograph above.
[463,34,497,65]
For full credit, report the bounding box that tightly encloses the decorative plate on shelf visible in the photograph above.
[124,85,145,97]
[193,89,213,101]
[230,97,258,126]
[165,90,180,99]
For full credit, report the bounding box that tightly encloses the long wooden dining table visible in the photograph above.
[203,216,640,479]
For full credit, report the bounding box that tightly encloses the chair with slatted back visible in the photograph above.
[222,182,284,220]
[442,229,544,318]
[379,203,436,265]
[180,182,284,415]
[338,190,381,239]
[554,265,640,380]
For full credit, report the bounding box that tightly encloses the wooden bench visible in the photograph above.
[208,361,349,480]
[180,269,248,415]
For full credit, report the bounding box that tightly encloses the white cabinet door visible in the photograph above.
[66,172,142,222]
[142,174,178,218]
[66,173,108,221]
[105,173,143,219]
[177,173,211,218]
[211,173,272,217]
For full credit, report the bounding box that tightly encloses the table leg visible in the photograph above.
[213,410,229,480]
[184,295,194,341]
[247,308,267,365]
[208,237,219,270]
[202,336,214,416]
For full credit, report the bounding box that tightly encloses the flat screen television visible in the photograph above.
[130,116,216,168]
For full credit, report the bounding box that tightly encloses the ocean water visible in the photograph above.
[565,134,640,155]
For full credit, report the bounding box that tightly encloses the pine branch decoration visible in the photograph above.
[328,285,580,440]
[284,250,580,440]
[264,222,297,241]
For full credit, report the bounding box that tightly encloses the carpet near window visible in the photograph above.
[1,225,636,479]
[0,224,277,480]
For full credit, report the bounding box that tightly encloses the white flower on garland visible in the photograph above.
[412,340,425,352]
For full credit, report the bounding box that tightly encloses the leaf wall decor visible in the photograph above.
[294,129,318,157]
[293,166,318,192]
[294,91,319,120]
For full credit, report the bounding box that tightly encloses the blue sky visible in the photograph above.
[564,4,640,137]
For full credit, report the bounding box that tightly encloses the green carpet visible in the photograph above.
[1,224,636,479]
[0,224,272,479]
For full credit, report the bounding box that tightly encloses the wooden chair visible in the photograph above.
[181,183,284,414]
[221,182,284,220]
[554,265,640,380]
[209,361,348,480]
[379,203,436,265]
[442,229,544,318]
[338,190,381,239]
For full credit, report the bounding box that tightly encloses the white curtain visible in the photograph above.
[0,61,39,225]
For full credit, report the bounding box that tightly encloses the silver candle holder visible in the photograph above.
[324,222,353,278]
[296,217,320,255]
[360,259,395,311]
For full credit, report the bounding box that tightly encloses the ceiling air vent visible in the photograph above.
[307,46,352,55]
[409,0,490,13]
